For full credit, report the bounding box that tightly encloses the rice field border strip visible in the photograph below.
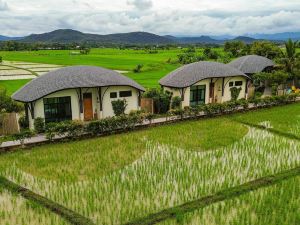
[124,167,300,225]
[0,176,95,225]
[238,121,300,141]
[0,64,38,76]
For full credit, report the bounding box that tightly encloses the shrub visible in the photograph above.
[13,129,34,148]
[230,87,242,101]
[45,123,57,141]
[55,120,84,138]
[133,64,143,73]
[145,113,155,125]
[171,96,182,109]
[34,117,45,133]
[112,99,127,116]
[18,114,29,129]
[0,88,23,113]
[143,89,172,114]
[0,56,2,63]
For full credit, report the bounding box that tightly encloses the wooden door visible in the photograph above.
[83,93,93,121]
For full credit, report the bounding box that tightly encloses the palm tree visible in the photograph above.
[281,39,300,86]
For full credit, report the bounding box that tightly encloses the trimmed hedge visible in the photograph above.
[168,94,299,119]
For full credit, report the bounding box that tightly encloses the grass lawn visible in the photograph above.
[0,117,246,181]
[0,79,31,95]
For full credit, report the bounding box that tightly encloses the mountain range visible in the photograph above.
[1,29,299,45]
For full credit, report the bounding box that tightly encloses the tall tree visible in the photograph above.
[281,39,300,85]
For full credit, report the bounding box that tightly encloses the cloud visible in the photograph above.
[0,0,300,36]
[0,0,8,11]
[127,0,153,10]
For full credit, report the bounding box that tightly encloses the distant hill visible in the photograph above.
[165,35,222,44]
[0,35,23,41]
[250,32,300,41]
[233,36,257,43]
[21,29,173,44]
[1,29,299,45]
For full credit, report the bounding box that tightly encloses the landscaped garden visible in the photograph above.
[0,102,299,224]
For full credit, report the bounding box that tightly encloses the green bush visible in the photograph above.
[143,88,172,114]
[111,99,127,116]
[230,87,242,101]
[171,96,182,109]
[0,88,23,113]
[13,129,34,148]
[18,114,29,129]
[133,64,143,73]
[34,117,45,133]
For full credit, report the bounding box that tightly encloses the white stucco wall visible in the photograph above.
[163,76,247,109]
[28,86,140,129]
[102,86,140,118]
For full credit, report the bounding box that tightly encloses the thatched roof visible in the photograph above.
[12,66,145,103]
[228,55,275,74]
[159,61,248,88]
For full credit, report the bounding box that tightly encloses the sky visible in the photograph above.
[1,0,300,37]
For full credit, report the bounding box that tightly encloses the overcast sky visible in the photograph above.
[1,0,300,36]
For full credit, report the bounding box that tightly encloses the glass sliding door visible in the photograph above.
[190,85,206,106]
[44,96,72,123]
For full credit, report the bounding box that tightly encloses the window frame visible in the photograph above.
[119,90,132,98]
[190,85,206,106]
[110,92,117,98]
[43,96,72,123]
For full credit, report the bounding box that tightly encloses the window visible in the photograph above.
[235,81,243,86]
[110,92,117,98]
[190,85,206,106]
[229,82,234,87]
[120,90,132,97]
[43,96,72,123]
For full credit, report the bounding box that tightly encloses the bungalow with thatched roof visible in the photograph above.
[12,66,145,129]
[228,55,275,76]
[159,61,250,107]
[228,55,275,96]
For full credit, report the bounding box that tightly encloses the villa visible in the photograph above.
[159,61,250,107]
[12,66,145,129]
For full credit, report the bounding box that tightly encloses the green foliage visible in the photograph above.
[12,129,34,147]
[280,39,300,84]
[230,87,242,101]
[0,56,2,63]
[0,88,23,113]
[143,88,172,114]
[250,41,281,59]
[34,117,45,133]
[224,41,245,57]
[18,114,29,129]
[111,99,127,116]
[133,64,143,73]
[171,96,182,109]
[86,114,144,135]
[79,47,90,55]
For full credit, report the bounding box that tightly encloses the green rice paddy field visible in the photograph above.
[0,48,227,94]
[0,103,300,224]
